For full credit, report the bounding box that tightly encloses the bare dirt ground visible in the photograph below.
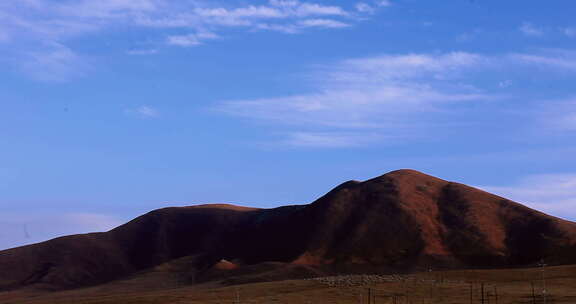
[1,264,574,304]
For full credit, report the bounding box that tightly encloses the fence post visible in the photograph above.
[368,288,371,304]
[494,286,498,304]
[481,282,485,304]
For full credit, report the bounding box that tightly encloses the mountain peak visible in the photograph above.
[386,168,428,176]
[378,168,446,183]
[1,169,576,292]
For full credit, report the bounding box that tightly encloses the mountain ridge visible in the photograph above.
[1,169,575,292]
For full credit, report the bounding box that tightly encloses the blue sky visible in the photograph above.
[1,0,576,250]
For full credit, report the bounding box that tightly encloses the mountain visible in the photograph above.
[1,169,576,292]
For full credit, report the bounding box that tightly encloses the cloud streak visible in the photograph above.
[0,0,377,81]
[510,48,576,70]
[217,49,576,148]
[166,30,219,47]
[17,42,89,82]
[282,132,386,148]
[538,97,576,131]
[564,27,576,38]
[519,22,544,37]
[218,52,493,147]
[481,174,576,221]
[0,1,365,42]
[132,105,160,118]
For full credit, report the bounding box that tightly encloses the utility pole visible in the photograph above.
[539,259,547,304]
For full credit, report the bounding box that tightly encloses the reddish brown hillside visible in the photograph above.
[1,169,575,292]
[286,169,576,269]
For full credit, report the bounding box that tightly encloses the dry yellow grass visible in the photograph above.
[2,264,575,304]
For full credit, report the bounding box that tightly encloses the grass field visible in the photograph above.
[1,264,575,304]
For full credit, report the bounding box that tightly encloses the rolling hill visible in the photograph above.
[1,169,575,293]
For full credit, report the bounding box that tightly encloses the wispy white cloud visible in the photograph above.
[137,105,159,118]
[510,50,576,70]
[54,0,158,19]
[220,86,487,129]
[17,42,89,82]
[268,0,348,17]
[377,0,392,7]
[0,0,363,41]
[1,0,355,38]
[354,0,391,13]
[167,34,203,47]
[166,30,219,47]
[355,3,373,14]
[519,22,544,37]
[125,105,160,118]
[481,174,576,221]
[126,48,158,55]
[193,6,284,20]
[255,18,350,34]
[282,132,386,147]
[563,27,576,38]
[217,51,493,147]
[325,52,489,84]
[0,0,371,81]
[218,49,576,148]
[498,80,512,88]
[522,23,576,40]
[539,98,576,131]
[297,18,350,28]
[254,23,300,34]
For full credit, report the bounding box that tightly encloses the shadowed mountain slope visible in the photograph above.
[1,169,576,291]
